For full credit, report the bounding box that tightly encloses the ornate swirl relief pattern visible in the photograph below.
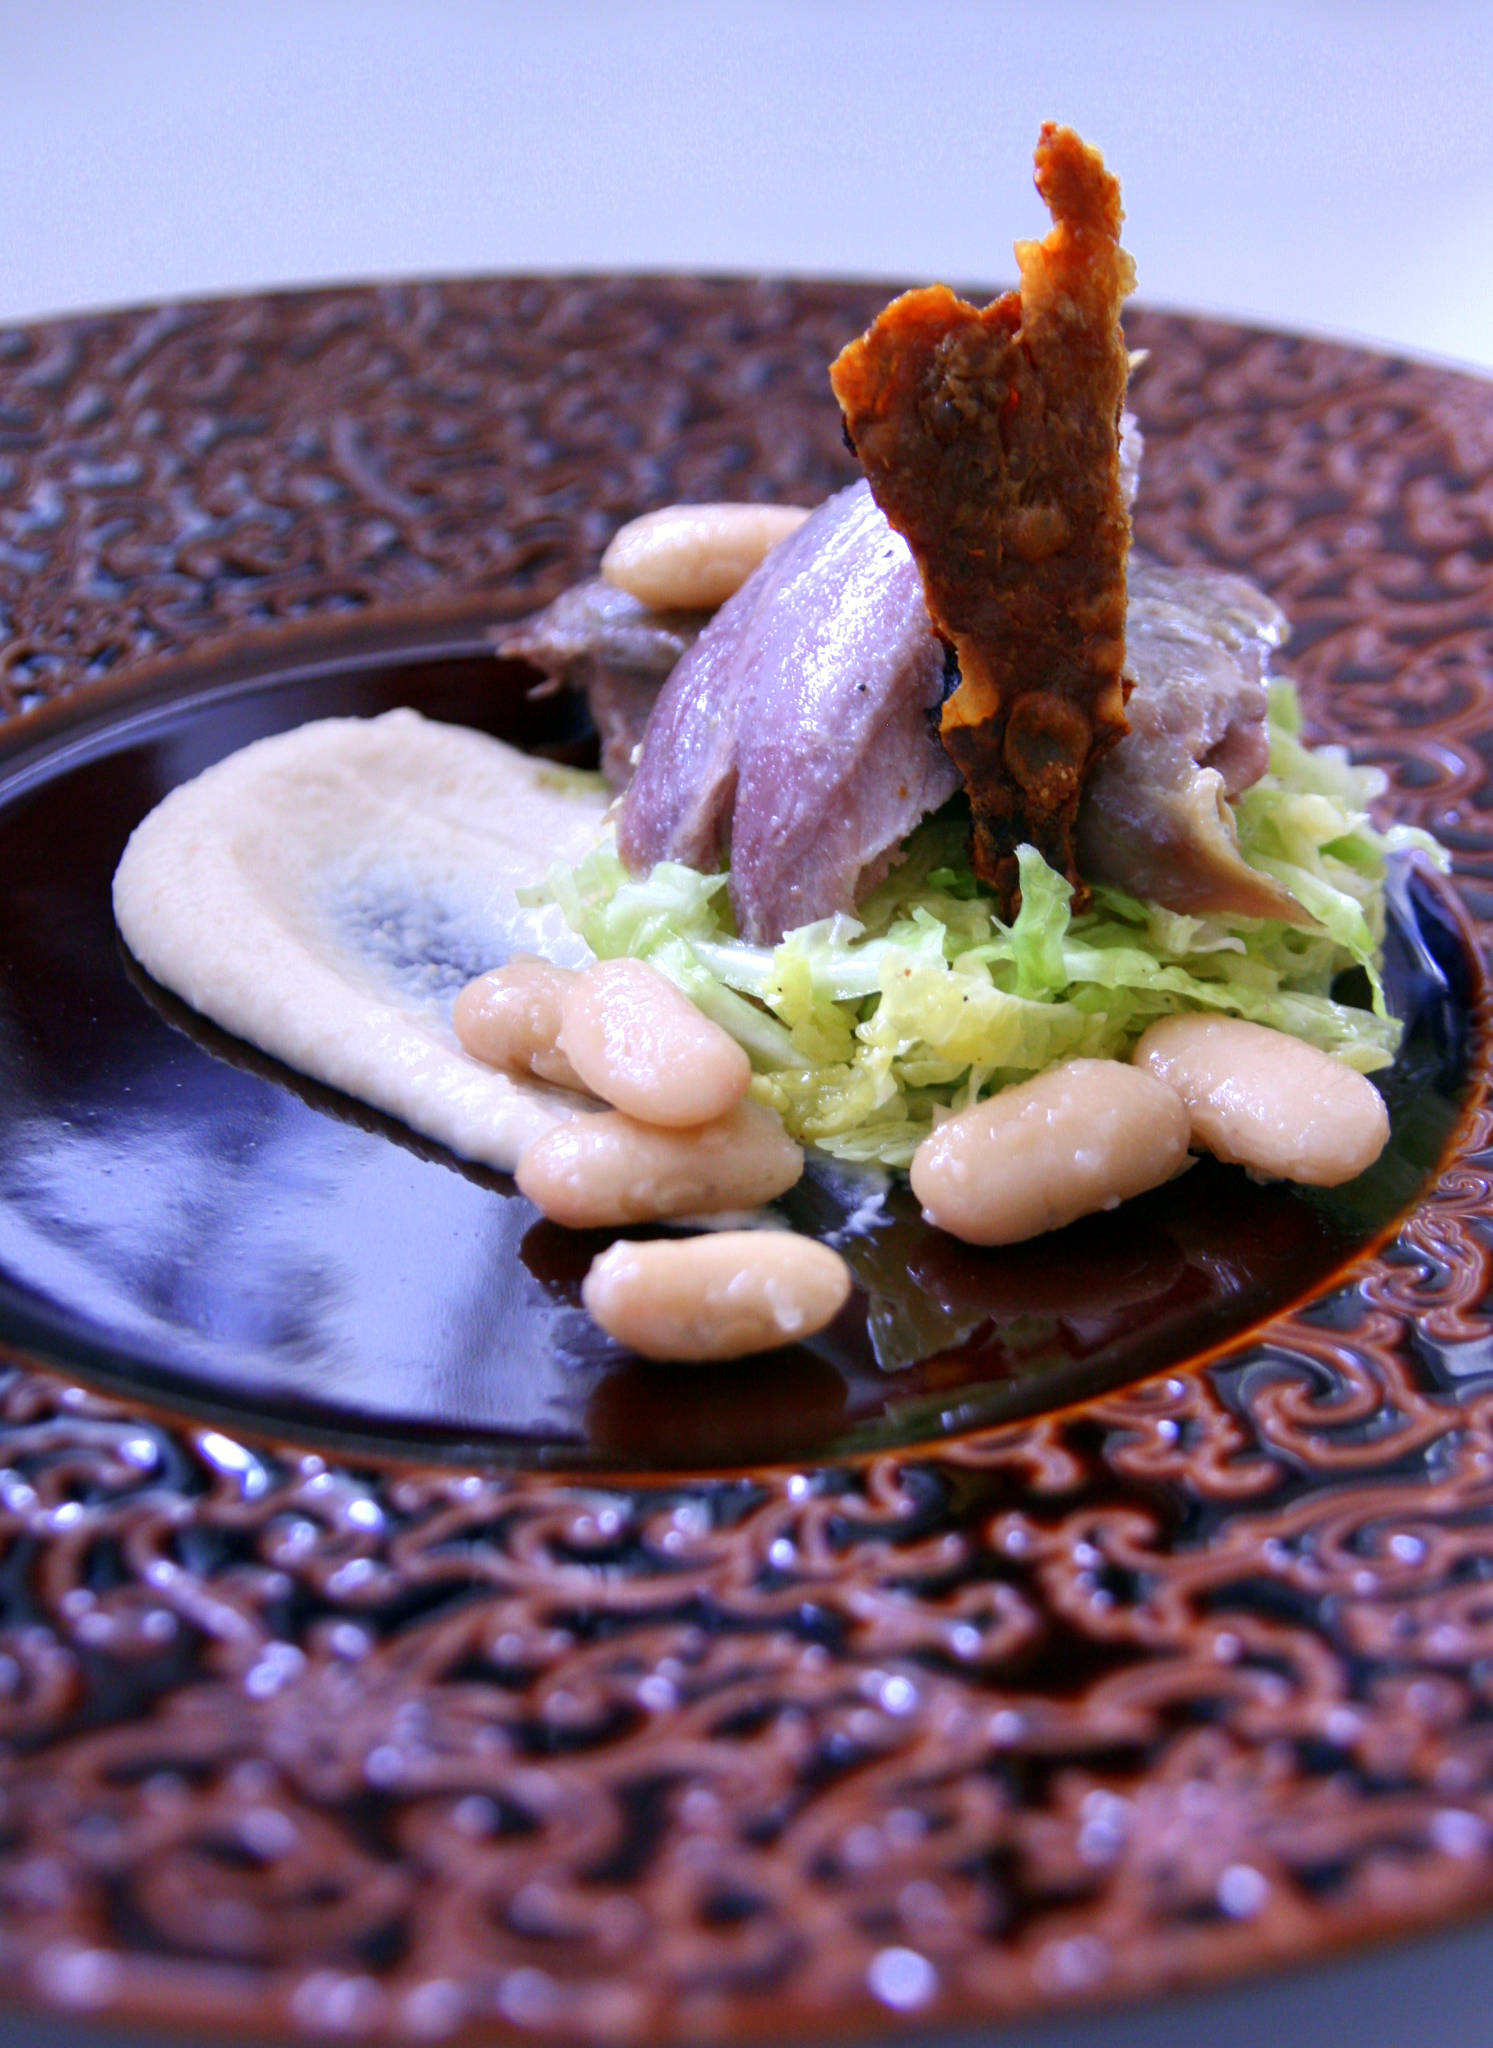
[1,282,1493,2043]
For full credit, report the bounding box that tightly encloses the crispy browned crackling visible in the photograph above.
[829,123,1135,914]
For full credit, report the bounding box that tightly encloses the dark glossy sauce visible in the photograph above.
[0,622,1475,1471]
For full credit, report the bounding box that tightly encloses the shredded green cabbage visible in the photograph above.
[528,682,1446,1168]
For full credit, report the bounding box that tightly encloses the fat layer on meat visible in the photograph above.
[618,480,960,943]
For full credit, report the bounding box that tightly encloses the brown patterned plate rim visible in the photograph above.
[3,276,1493,2047]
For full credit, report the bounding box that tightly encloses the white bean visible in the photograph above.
[582,1231,851,1361]
[909,1059,1190,1246]
[601,502,811,612]
[1132,1015,1390,1186]
[515,1099,802,1228]
[452,957,586,1091]
[558,957,750,1128]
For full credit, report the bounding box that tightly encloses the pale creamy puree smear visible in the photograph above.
[112,709,609,1170]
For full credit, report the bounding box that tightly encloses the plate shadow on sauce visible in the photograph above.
[0,621,1477,1473]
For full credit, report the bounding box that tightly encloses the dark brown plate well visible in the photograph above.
[1,279,1492,2046]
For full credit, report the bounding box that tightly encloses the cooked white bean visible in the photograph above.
[453,957,586,1091]
[582,1231,852,1361]
[600,502,811,611]
[515,1099,802,1228]
[1133,1015,1389,1186]
[909,1059,1190,1246]
[558,957,750,1128]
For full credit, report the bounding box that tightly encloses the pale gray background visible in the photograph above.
[5,0,1493,372]
[3,2,1493,2044]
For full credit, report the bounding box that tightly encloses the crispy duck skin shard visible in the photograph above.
[829,122,1136,914]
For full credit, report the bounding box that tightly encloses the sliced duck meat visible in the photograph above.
[517,506,1302,936]
[495,580,708,788]
[830,123,1136,916]
[619,480,960,943]
[614,530,791,879]
[1075,561,1306,922]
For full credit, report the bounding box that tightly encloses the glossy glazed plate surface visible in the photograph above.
[0,279,1491,2046]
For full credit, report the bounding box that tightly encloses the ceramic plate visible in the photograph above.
[0,278,1490,2045]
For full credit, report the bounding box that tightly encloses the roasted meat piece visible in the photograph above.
[829,122,1135,915]
[504,515,1305,936]
[618,480,960,944]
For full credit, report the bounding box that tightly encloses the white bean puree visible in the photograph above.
[112,709,609,1171]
